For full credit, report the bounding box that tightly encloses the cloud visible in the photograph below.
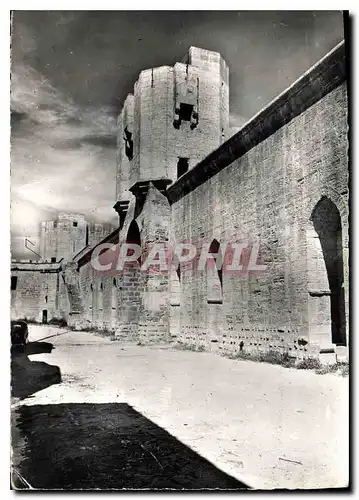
[10,11,344,259]
[10,55,118,258]
[11,139,117,216]
[10,195,56,259]
[11,235,41,260]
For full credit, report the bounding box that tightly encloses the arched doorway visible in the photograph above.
[207,239,223,305]
[170,266,181,338]
[206,239,224,344]
[121,220,142,335]
[127,220,141,253]
[310,196,346,346]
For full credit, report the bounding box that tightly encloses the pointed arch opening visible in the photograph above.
[121,220,142,331]
[170,266,181,306]
[310,196,346,346]
[126,220,141,265]
[99,282,104,311]
[111,276,118,328]
[88,282,95,322]
[207,239,223,305]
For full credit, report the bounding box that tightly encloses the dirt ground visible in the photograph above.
[11,325,349,490]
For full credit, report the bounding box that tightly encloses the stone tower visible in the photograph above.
[40,213,88,262]
[115,46,229,206]
[111,47,229,342]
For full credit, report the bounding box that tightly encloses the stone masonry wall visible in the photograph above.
[40,213,87,261]
[76,183,172,343]
[12,44,348,363]
[11,265,61,323]
[170,82,348,358]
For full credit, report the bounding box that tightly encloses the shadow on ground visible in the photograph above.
[11,342,62,400]
[13,403,248,490]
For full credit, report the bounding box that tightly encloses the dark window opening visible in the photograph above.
[11,276,18,291]
[179,103,193,121]
[86,225,89,246]
[45,295,48,303]
[53,221,57,228]
[124,127,133,160]
[113,277,117,287]
[100,283,104,290]
[73,221,78,227]
[177,157,189,178]
[51,257,56,263]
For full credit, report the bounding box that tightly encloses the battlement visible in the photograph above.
[11,260,62,271]
[58,212,86,221]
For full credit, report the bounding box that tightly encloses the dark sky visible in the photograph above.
[10,10,344,258]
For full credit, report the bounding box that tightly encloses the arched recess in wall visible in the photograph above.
[111,277,117,326]
[309,196,346,346]
[126,220,141,265]
[207,239,223,305]
[170,267,181,306]
[122,220,142,320]
[83,283,91,321]
[90,283,94,319]
[99,282,104,311]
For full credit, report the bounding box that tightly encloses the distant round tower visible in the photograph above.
[115,46,229,203]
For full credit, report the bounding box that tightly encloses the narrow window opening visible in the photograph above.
[123,126,133,160]
[53,221,57,228]
[11,276,18,291]
[86,225,89,246]
[177,157,189,178]
[51,257,56,263]
[113,277,117,287]
[179,103,193,122]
